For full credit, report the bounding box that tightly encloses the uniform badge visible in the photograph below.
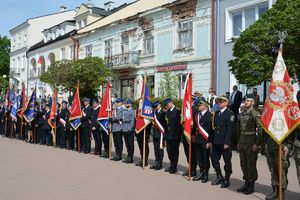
[230,115,235,122]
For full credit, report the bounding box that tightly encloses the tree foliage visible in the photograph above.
[159,72,179,99]
[228,0,300,87]
[40,57,111,98]
[0,36,10,77]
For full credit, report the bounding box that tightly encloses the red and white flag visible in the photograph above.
[261,51,300,144]
[181,72,193,144]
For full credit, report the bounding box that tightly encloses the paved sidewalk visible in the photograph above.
[0,137,299,200]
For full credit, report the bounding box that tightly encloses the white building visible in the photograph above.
[9,9,76,95]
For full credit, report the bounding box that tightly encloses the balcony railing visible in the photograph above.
[10,68,20,76]
[104,52,139,68]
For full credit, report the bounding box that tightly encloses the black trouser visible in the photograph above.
[101,131,109,154]
[123,131,134,158]
[81,127,91,153]
[153,137,164,163]
[36,125,43,144]
[182,136,196,169]
[211,144,232,175]
[45,129,52,146]
[67,129,75,150]
[75,129,81,151]
[136,131,150,161]
[166,138,181,170]
[57,127,67,148]
[195,143,210,170]
[92,128,101,154]
[113,131,123,157]
[56,128,61,147]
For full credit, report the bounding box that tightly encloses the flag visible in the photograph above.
[260,51,300,144]
[69,85,82,130]
[23,89,36,123]
[181,72,193,144]
[48,89,57,129]
[17,83,26,118]
[97,82,111,134]
[5,85,10,111]
[135,76,153,134]
[10,96,18,121]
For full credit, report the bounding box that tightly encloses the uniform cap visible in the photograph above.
[163,98,172,106]
[152,100,160,108]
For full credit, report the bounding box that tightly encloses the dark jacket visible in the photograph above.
[81,105,93,128]
[91,106,100,129]
[42,110,51,130]
[57,107,69,128]
[153,109,167,138]
[164,107,182,140]
[210,108,235,145]
[194,110,212,144]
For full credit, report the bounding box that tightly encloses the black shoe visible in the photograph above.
[122,157,129,163]
[165,166,171,172]
[169,169,177,174]
[126,158,133,164]
[154,164,162,170]
[237,181,249,192]
[182,170,189,176]
[113,156,122,161]
[266,185,278,200]
[192,175,202,181]
[221,179,230,188]
[102,153,109,158]
[201,170,209,183]
[150,162,158,169]
[211,171,224,186]
[243,181,254,195]
[135,161,142,166]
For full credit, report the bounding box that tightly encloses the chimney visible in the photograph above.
[60,5,67,12]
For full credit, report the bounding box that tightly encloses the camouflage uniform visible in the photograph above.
[288,129,300,187]
[237,108,262,194]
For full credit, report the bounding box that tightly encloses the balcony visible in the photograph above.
[29,69,42,79]
[10,68,20,77]
[104,52,139,68]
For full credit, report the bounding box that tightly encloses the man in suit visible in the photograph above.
[122,99,135,164]
[208,96,235,188]
[229,85,243,117]
[91,99,101,155]
[43,103,52,146]
[192,100,212,183]
[163,98,182,174]
[81,98,93,154]
[57,100,69,149]
[151,100,167,170]
[111,98,124,161]
[65,104,75,150]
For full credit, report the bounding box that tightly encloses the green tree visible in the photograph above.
[159,72,179,99]
[41,57,111,98]
[228,0,300,87]
[0,36,10,77]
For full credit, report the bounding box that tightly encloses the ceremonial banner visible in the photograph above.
[69,85,82,130]
[135,77,153,134]
[48,89,57,129]
[261,51,300,144]
[181,72,193,144]
[10,96,18,121]
[17,83,26,117]
[23,89,36,123]
[97,82,111,134]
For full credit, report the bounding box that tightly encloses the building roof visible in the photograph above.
[43,20,75,32]
[27,29,77,54]
[78,0,174,34]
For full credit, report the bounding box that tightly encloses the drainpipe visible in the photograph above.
[70,32,79,60]
[211,0,216,90]
[215,0,220,94]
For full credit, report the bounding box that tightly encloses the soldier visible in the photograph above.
[151,100,166,170]
[293,132,300,187]
[208,96,235,188]
[43,103,52,146]
[236,95,262,194]
[65,104,75,150]
[81,98,93,154]
[192,100,212,183]
[37,100,46,145]
[122,99,135,164]
[163,98,181,174]
[91,99,101,155]
[57,100,69,149]
[111,98,124,161]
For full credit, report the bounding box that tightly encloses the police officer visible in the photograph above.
[112,98,124,161]
[91,99,101,155]
[43,103,52,146]
[57,100,69,149]
[192,100,212,183]
[208,96,235,188]
[81,98,93,154]
[236,95,262,194]
[163,98,181,174]
[151,100,166,170]
[122,99,135,164]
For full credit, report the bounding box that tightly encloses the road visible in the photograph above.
[0,136,299,200]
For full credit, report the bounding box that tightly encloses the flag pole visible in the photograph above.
[20,118,23,140]
[188,140,191,181]
[109,86,112,159]
[142,128,146,169]
[77,129,80,152]
[279,144,282,200]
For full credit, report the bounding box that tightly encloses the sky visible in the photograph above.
[0,0,131,37]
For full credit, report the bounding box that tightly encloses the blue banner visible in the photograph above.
[141,83,153,119]
[70,118,81,131]
[99,119,109,134]
[23,90,36,123]
[10,96,18,121]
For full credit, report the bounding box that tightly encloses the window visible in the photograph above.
[177,20,193,49]
[143,30,154,55]
[22,55,26,70]
[85,45,93,57]
[17,57,20,69]
[104,39,113,58]
[60,48,66,59]
[121,35,129,54]
[69,45,74,60]
[227,3,268,41]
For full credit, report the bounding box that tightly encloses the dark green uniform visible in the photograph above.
[237,109,262,181]
[288,129,300,187]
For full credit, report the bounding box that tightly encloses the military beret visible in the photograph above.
[163,98,172,106]
[126,99,133,105]
[152,100,160,108]
[217,95,228,103]
[115,98,123,103]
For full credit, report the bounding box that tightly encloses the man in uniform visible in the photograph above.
[208,96,235,188]
[163,98,181,174]
[135,121,152,167]
[81,98,93,154]
[65,104,75,150]
[151,100,166,170]
[111,98,124,161]
[43,103,52,146]
[236,95,262,194]
[57,100,69,149]
[192,100,212,183]
[91,99,101,155]
[122,99,135,164]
